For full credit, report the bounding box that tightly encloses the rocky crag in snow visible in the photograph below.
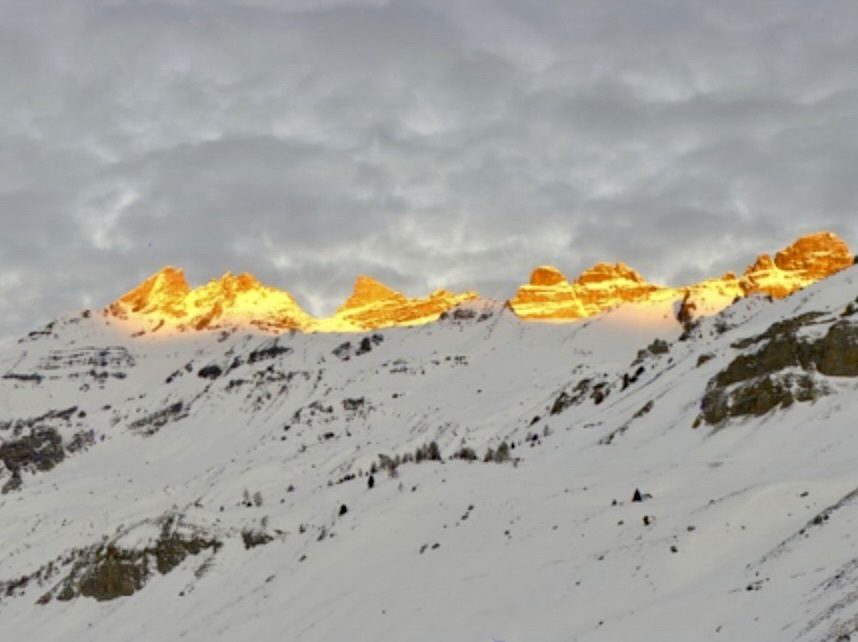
[1,235,858,640]
[109,231,854,333]
[509,231,854,320]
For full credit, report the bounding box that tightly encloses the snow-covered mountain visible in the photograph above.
[2,246,858,641]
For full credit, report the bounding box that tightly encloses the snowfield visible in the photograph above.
[2,267,858,641]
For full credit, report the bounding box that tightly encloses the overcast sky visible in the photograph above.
[2,0,858,336]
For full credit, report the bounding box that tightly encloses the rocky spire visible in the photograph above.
[328,276,477,331]
[336,276,407,313]
[110,267,191,319]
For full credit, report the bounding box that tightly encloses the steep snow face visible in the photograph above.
[2,269,858,641]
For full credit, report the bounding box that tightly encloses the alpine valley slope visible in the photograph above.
[2,245,858,641]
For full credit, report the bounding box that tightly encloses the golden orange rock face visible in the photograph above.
[108,270,477,334]
[322,276,479,331]
[114,266,191,317]
[529,266,566,287]
[109,268,315,333]
[509,232,854,321]
[510,262,661,320]
[738,232,854,299]
[106,231,853,335]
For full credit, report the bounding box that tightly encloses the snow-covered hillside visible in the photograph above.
[2,267,858,642]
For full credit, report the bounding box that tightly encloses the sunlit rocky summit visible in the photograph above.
[322,276,478,331]
[509,231,853,321]
[109,270,478,334]
[509,262,661,320]
[107,232,853,334]
[108,268,315,333]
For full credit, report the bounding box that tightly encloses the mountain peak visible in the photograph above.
[510,231,853,322]
[108,270,478,334]
[529,266,567,287]
[773,231,852,274]
[329,276,477,330]
[108,268,313,333]
[337,275,406,314]
[105,231,853,334]
[217,271,262,291]
[112,266,191,318]
[189,272,268,308]
[511,259,660,320]
[740,232,854,298]
[574,262,649,286]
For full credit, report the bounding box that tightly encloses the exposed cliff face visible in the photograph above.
[699,312,858,425]
[111,267,191,318]
[738,232,854,298]
[510,232,853,322]
[506,267,583,320]
[108,272,477,334]
[509,263,660,321]
[324,276,478,331]
[774,231,853,274]
[108,269,315,333]
[106,232,852,334]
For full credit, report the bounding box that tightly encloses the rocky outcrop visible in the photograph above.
[529,266,566,287]
[738,232,854,298]
[109,270,477,334]
[699,314,858,425]
[700,371,819,425]
[105,232,852,333]
[323,276,478,331]
[30,514,222,603]
[509,262,660,320]
[110,267,191,318]
[0,427,64,493]
[774,232,853,275]
[108,268,314,333]
[510,232,853,322]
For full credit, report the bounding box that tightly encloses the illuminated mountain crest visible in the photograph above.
[109,269,314,333]
[324,275,479,331]
[107,232,854,334]
[509,232,854,321]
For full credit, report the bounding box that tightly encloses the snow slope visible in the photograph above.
[1,270,858,641]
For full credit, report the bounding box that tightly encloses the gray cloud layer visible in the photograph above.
[2,0,858,336]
